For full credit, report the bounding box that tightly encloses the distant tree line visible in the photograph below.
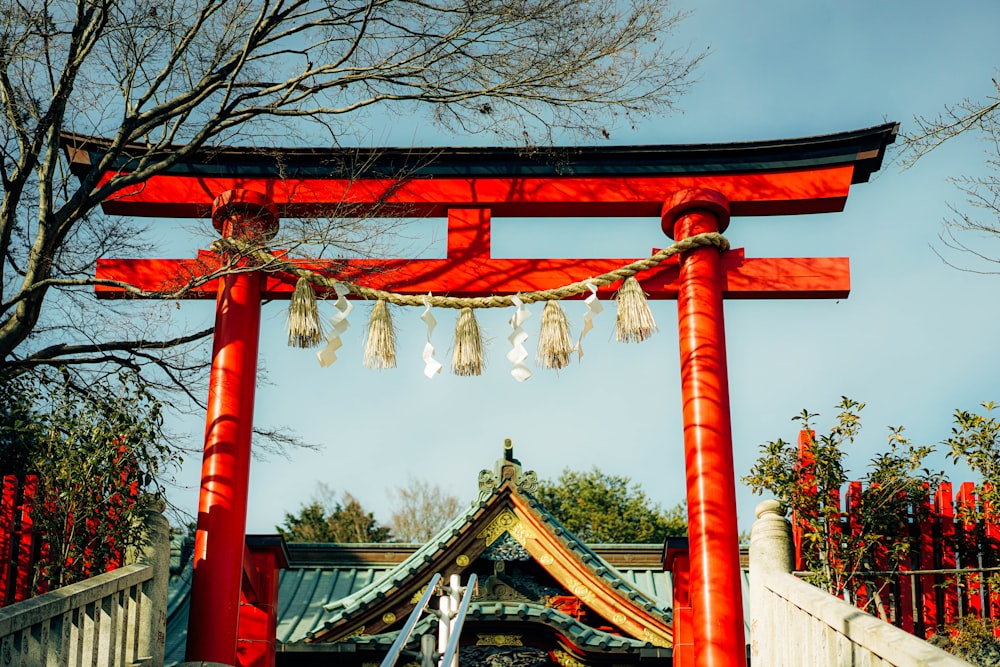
[277,469,687,544]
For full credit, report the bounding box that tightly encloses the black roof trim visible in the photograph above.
[61,123,897,184]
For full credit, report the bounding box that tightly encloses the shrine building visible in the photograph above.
[163,444,749,666]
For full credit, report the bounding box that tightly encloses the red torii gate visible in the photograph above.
[67,123,896,667]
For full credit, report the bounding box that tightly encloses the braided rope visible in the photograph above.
[212,232,729,309]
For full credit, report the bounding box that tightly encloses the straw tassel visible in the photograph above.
[363,299,396,369]
[615,276,658,342]
[536,300,573,369]
[287,276,324,348]
[452,307,485,376]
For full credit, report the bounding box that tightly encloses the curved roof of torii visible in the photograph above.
[304,452,676,648]
[62,123,897,219]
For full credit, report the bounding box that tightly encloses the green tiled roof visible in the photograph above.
[163,541,696,664]
[162,449,751,665]
[327,600,655,654]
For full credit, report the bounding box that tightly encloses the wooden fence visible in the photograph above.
[0,474,136,607]
[791,476,1000,638]
[0,476,42,605]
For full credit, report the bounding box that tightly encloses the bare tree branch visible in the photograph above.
[1,0,702,455]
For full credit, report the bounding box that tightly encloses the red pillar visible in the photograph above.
[237,536,289,667]
[665,539,693,667]
[186,190,278,665]
[663,188,746,667]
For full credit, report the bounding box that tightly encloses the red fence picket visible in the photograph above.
[0,476,18,606]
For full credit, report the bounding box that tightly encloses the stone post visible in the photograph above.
[127,497,171,667]
[749,499,794,667]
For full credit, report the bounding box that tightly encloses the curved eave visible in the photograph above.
[311,601,654,655]
[506,492,674,647]
[307,482,676,646]
[306,497,510,643]
[61,123,896,183]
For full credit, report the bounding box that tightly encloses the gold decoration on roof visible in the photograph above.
[643,627,671,648]
[476,634,523,647]
[553,650,586,667]
[477,508,521,546]
[409,585,428,604]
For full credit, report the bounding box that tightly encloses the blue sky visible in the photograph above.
[157,0,1000,535]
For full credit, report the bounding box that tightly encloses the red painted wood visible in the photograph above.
[0,477,17,606]
[185,191,272,665]
[92,166,857,218]
[935,482,958,626]
[897,492,915,634]
[872,491,891,622]
[918,483,938,637]
[237,544,284,667]
[666,189,746,667]
[792,430,817,572]
[846,482,865,607]
[955,482,981,617]
[674,608,693,667]
[983,484,1000,625]
[95,250,851,300]
[827,488,844,592]
[14,476,37,603]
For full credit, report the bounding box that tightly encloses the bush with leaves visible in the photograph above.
[0,370,176,591]
[536,468,686,543]
[743,398,942,618]
[942,401,1000,618]
[929,617,1000,667]
[945,401,1000,517]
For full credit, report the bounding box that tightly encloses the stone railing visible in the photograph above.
[0,504,169,667]
[749,499,971,667]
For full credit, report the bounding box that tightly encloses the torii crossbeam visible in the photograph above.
[67,123,897,667]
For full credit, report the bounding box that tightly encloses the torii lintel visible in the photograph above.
[76,125,896,301]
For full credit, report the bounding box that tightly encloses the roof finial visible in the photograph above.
[478,438,536,499]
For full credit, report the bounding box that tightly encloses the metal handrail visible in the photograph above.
[438,574,478,667]
[379,572,443,667]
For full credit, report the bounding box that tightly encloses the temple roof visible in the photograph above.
[303,449,676,646]
[163,445,751,665]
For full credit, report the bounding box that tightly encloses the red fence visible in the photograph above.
[0,475,43,605]
[791,477,1000,638]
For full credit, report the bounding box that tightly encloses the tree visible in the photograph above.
[942,401,1000,628]
[944,401,1000,513]
[0,369,176,590]
[900,77,1000,269]
[388,478,462,543]
[743,397,941,618]
[277,482,391,543]
[0,0,702,400]
[535,467,686,543]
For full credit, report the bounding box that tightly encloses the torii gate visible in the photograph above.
[66,123,896,667]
